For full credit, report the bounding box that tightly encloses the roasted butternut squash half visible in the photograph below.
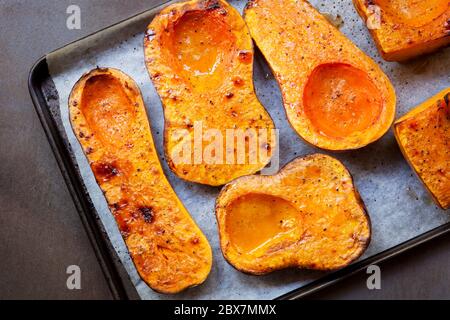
[394,88,450,210]
[244,0,396,151]
[216,154,371,274]
[69,68,212,294]
[144,0,276,186]
[353,0,450,61]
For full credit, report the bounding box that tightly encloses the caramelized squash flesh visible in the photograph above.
[216,154,371,274]
[69,68,212,294]
[161,10,236,92]
[394,88,450,209]
[225,193,302,253]
[81,75,136,145]
[375,0,448,27]
[303,63,383,139]
[244,0,396,151]
[145,0,275,186]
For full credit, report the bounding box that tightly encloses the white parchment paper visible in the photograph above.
[47,0,450,299]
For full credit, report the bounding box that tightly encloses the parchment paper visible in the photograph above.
[47,0,450,299]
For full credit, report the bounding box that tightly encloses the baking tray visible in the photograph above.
[28,0,450,300]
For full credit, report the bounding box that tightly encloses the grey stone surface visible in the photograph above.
[0,0,449,299]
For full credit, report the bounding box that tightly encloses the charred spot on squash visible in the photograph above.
[205,0,227,15]
[111,200,129,212]
[225,193,302,253]
[225,92,234,99]
[205,0,220,10]
[92,161,120,182]
[232,76,244,86]
[444,93,450,107]
[238,50,253,64]
[408,121,419,131]
[139,207,155,223]
[303,63,383,139]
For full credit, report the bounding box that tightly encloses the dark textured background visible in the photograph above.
[0,0,449,299]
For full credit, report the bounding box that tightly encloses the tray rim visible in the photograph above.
[28,1,450,300]
[28,56,139,300]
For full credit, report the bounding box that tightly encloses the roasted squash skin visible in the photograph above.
[69,68,212,294]
[216,154,371,275]
[244,0,396,151]
[144,0,276,186]
[353,0,450,61]
[394,88,450,210]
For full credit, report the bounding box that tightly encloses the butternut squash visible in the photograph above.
[216,154,371,274]
[69,68,212,294]
[394,88,450,210]
[244,0,396,151]
[144,0,276,186]
[353,0,450,61]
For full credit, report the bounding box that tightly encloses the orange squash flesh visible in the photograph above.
[216,154,371,274]
[69,68,212,294]
[244,0,396,151]
[353,0,450,61]
[225,193,302,253]
[144,0,276,186]
[303,63,384,139]
[394,88,450,210]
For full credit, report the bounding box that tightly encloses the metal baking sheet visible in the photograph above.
[44,0,450,299]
